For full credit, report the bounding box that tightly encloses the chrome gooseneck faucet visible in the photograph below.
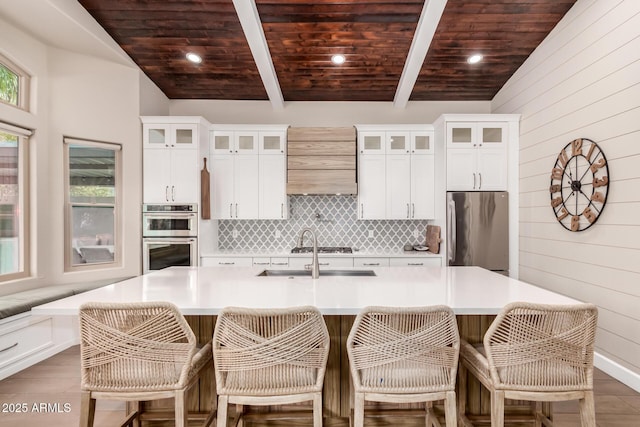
[297,228,320,279]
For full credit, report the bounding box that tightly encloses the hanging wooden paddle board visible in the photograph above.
[201,157,211,219]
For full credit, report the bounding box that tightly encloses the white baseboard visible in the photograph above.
[595,352,640,393]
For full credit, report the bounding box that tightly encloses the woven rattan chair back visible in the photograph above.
[80,301,196,391]
[484,302,598,391]
[213,306,330,427]
[347,305,460,427]
[457,302,598,427]
[213,305,330,395]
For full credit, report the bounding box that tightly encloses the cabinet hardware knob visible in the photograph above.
[235,203,238,218]
[165,186,169,202]
[408,263,423,266]
[171,186,175,201]
[407,203,410,219]
[473,173,477,189]
[230,204,233,218]
[479,173,482,189]
[363,263,380,266]
[219,262,235,265]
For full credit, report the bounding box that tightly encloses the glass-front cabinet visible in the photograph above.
[141,117,210,204]
[210,125,288,220]
[143,124,198,149]
[357,125,435,220]
[446,121,508,191]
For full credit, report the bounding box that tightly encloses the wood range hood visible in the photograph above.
[286,127,357,195]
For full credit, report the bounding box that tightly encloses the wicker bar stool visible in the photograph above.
[347,305,460,427]
[213,306,330,427]
[78,301,215,427]
[457,302,598,427]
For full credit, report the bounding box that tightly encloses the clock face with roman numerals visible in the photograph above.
[550,138,609,232]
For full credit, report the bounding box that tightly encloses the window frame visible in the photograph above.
[0,54,30,111]
[64,137,122,272]
[0,122,31,282]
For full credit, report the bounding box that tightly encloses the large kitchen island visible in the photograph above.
[33,266,581,426]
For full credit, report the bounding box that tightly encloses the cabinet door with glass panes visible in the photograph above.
[143,123,199,203]
[357,131,385,155]
[446,122,508,191]
[211,130,259,155]
[446,122,507,149]
[143,124,198,149]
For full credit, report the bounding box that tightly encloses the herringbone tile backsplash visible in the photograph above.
[218,195,428,253]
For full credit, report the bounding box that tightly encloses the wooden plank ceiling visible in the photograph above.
[78,0,577,103]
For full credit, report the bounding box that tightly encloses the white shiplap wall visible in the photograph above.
[492,0,640,385]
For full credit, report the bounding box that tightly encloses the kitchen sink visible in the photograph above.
[257,269,376,277]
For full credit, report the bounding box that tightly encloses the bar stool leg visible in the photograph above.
[79,391,96,427]
[579,392,596,427]
[217,395,229,427]
[353,392,365,427]
[491,390,505,427]
[313,392,323,427]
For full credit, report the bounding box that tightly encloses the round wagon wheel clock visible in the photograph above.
[550,138,609,232]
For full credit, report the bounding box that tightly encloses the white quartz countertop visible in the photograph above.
[32,266,581,316]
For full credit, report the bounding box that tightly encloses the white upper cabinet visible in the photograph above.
[259,131,286,155]
[446,122,507,149]
[211,130,259,155]
[358,155,386,219]
[411,154,435,219]
[357,125,435,220]
[357,131,385,155]
[210,125,288,220]
[143,123,199,150]
[141,116,210,204]
[386,132,411,154]
[446,121,508,191]
[386,154,412,219]
[259,154,288,219]
[411,131,434,155]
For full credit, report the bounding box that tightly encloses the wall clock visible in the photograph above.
[550,138,609,232]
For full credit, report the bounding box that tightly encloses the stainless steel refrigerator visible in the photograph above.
[446,191,509,274]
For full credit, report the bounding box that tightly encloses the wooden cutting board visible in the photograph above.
[426,225,441,254]
[200,157,211,219]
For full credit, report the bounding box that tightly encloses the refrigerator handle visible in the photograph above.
[447,197,457,264]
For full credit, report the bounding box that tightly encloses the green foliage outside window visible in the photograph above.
[0,63,19,106]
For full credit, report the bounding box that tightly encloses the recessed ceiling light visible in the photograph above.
[331,54,346,65]
[186,52,202,63]
[467,54,483,64]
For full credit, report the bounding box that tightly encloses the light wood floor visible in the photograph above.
[0,345,638,427]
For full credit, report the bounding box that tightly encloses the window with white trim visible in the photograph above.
[0,122,30,280]
[64,138,121,270]
[0,54,30,110]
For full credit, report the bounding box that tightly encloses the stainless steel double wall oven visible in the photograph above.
[142,204,198,273]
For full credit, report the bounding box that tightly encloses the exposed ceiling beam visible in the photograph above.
[393,0,448,108]
[232,0,284,109]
